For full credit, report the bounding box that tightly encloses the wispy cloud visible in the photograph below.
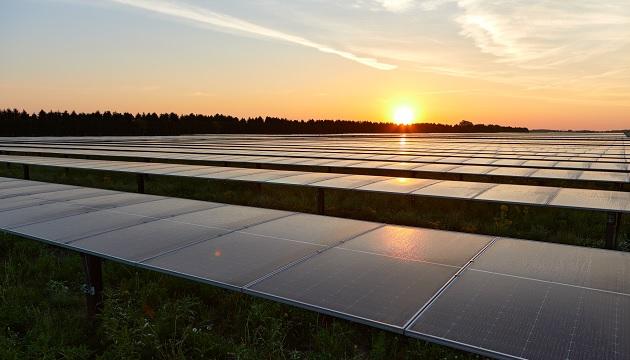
[372,0,415,12]
[109,0,396,71]
[452,0,630,68]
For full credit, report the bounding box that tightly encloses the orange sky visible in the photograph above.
[1,0,629,130]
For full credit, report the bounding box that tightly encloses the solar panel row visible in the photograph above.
[1,142,628,168]
[1,177,629,359]
[1,149,628,189]
[3,155,629,213]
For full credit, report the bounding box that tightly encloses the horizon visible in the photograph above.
[1,0,629,130]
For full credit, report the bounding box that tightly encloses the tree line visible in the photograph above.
[0,109,528,136]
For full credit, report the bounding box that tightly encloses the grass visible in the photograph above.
[0,162,628,359]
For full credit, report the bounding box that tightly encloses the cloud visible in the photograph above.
[109,0,396,71]
[452,0,630,67]
[372,0,415,12]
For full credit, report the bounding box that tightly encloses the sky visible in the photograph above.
[1,0,629,130]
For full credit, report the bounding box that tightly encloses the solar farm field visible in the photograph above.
[1,133,629,359]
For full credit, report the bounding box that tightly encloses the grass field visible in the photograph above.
[0,163,628,359]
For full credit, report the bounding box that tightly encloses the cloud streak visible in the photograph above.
[110,0,397,71]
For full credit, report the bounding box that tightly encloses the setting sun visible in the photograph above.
[393,106,416,125]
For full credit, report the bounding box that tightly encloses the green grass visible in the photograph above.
[0,233,481,359]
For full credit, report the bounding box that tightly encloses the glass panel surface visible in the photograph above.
[310,175,383,189]
[475,184,559,205]
[69,219,229,262]
[242,214,381,246]
[12,210,154,244]
[250,247,457,329]
[111,198,224,218]
[168,205,292,231]
[530,169,582,180]
[67,193,162,209]
[448,165,497,175]
[356,178,439,194]
[409,270,630,360]
[0,183,75,199]
[232,170,299,182]
[413,181,496,199]
[339,225,492,267]
[0,197,51,212]
[550,188,630,212]
[199,168,267,180]
[578,171,628,183]
[413,164,459,173]
[144,232,324,288]
[487,167,536,177]
[0,180,46,190]
[0,202,95,229]
[270,172,345,185]
[471,238,630,294]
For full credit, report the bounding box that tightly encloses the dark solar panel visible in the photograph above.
[0,202,96,229]
[69,219,229,262]
[338,226,493,267]
[408,270,630,360]
[471,239,630,294]
[110,198,224,219]
[242,214,381,246]
[12,210,154,244]
[250,247,458,330]
[144,231,324,289]
[167,205,292,231]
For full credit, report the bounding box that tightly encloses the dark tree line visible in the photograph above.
[0,109,528,136]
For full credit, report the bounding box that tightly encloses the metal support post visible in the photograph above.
[316,188,325,215]
[22,164,30,180]
[605,212,622,250]
[137,173,146,194]
[81,254,103,319]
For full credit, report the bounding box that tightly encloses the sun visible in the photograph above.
[393,106,415,125]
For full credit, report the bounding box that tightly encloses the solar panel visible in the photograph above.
[408,270,630,360]
[356,178,439,194]
[109,198,224,218]
[412,180,496,200]
[487,167,536,177]
[199,168,267,180]
[470,238,630,294]
[270,172,345,185]
[338,226,493,266]
[448,165,497,174]
[231,170,298,182]
[0,197,52,212]
[310,175,384,189]
[167,205,292,231]
[249,226,491,330]
[0,202,96,229]
[24,188,115,202]
[0,183,76,199]
[11,209,154,244]
[241,213,381,247]
[530,169,582,180]
[167,166,235,177]
[144,231,325,289]
[66,193,163,209]
[0,180,47,191]
[578,171,629,183]
[475,184,559,205]
[69,219,229,262]
[550,188,630,212]
[249,247,458,331]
